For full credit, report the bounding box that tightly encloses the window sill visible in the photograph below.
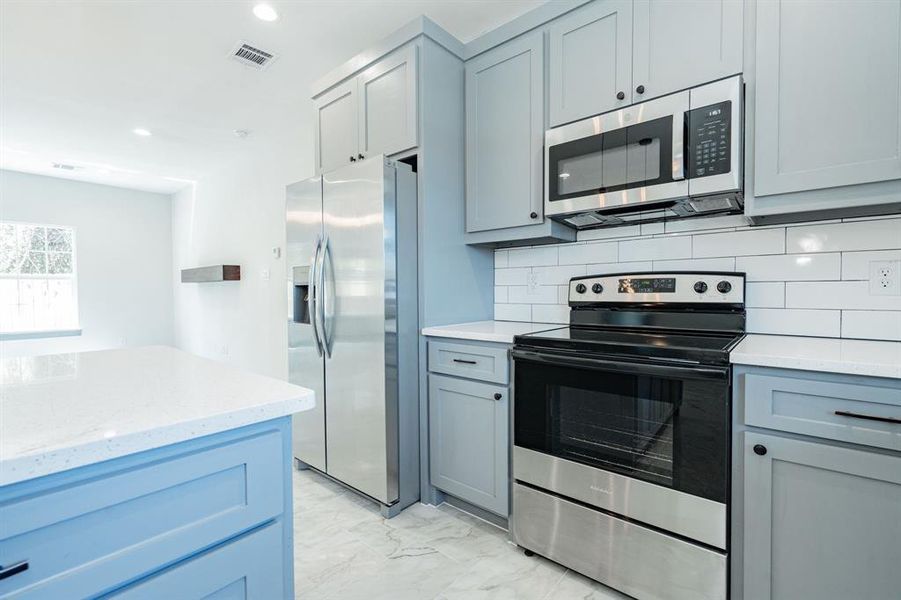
[1,328,83,341]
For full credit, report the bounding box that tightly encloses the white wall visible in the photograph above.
[0,169,174,356]
[171,143,310,379]
[494,213,901,341]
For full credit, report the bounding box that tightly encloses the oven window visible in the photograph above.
[549,116,674,202]
[514,358,728,503]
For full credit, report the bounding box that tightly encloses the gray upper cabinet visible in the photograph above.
[754,0,901,196]
[314,79,359,174]
[465,30,544,233]
[742,431,901,600]
[632,0,742,103]
[314,44,419,174]
[429,374,509,516]
[358,45,418,160]
[548,0,632,127]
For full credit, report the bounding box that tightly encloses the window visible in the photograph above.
[0,222,79,334]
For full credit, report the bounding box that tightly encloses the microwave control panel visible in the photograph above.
[687,101,731,178]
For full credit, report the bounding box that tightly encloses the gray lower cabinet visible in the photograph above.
[428,373,509,516]
[742,431,901,600]
[754,0,901,197]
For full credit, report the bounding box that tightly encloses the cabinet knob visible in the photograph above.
[636,85,645,94]
[616,91,625,100]
[753,444,767,456]
[357,153,364,160]
[530,211,538,219]
[493,393,502,401]
[349,156,356,162]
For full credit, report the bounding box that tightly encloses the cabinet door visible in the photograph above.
[465,31,544,233]
[754,0,901,196]
[314,79,358,173]
[743,432,901,600]
[548,0,632,126]
[358,45,418,159]
[632,0,742,102]
[429,374,509,516]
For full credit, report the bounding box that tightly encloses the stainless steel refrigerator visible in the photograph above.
[286,156,419,517]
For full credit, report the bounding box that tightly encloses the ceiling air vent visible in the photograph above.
[230,41,276,70]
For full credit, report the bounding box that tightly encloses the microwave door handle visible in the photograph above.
[511,348,728,381]
[673,111,686,181]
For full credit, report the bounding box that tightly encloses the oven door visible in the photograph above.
[544,91,689,218]
[512,347,729,548]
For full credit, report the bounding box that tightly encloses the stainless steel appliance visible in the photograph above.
[286,156,419,517]
[545,76,743,229]
[510,271,746,600]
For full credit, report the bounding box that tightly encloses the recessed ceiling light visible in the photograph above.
[253,3,278,21]
[133,128,152,137]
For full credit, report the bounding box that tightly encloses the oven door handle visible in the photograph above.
[511,348,729,380]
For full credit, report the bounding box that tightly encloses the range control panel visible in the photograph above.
[687,100,732,178]
[570,272,745,304]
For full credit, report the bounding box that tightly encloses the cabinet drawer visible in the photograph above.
[428,340,509,384]
[104,523,285,599]
[743,373,901,451]
[0,429,284,599]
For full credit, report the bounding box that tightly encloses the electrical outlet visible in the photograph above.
[527,271,539,294]
[869,260,901,296]
[260,268,270,281]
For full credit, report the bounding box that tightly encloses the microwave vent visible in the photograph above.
[689,196,739,213]
[565,213,606,227]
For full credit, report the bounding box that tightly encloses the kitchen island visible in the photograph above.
[0,345,314,599]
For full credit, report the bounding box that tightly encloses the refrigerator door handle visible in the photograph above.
[318,234,333,358]
[309,235,324,357]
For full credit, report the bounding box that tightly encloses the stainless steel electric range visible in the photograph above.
[510,271,746,600]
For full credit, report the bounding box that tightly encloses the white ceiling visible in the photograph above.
[0,0,545,194]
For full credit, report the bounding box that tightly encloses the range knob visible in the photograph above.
[716,280,733,294]
[693,281,708,294]
[591,283,603,294]
[575,283,587,294]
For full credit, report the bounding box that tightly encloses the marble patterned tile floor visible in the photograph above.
[292,468,631,600]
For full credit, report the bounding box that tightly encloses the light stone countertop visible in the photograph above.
[0,345,314,486]
[730,334,901,379]
[421,320,562,344]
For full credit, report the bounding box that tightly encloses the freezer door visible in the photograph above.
[287,177,326,471]
[321,157,398,504]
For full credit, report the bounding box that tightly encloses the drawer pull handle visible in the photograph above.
[0,560,28,581]
[834,410,901,425]
[452,358,477,365]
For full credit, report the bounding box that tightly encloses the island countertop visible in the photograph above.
[0,345,314,486]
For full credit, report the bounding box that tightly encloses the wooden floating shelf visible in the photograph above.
[180,265,241,283]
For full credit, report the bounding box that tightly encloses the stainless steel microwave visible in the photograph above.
[545,76,743,229]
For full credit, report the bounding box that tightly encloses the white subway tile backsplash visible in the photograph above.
[786,281,901,311]
[493,215,901,341]
[558,242,617,265]
[786,219,901,253]
[495,303,531,321]
[577,225,641,241]
[495,267,529,286]
[693,228,785,258]
[508,246,558,267]
[494,250,508,268]
[735,253,840,281]
[533,264,587,285]
[841,311,901,341]
[531,304,570,324]
[620,236,692,262]
[652,257,735,271]
[746,282,785,308]
[585,261,654,274]
[841,250,901,280]
[508,285,558,304]
[747,309,841,337]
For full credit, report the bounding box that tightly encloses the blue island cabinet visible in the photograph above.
[0,418,295,599]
